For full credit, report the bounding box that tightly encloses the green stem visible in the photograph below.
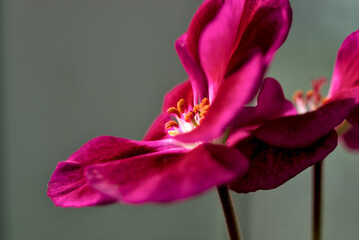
[217,185,243,240]
[312,161,323,240]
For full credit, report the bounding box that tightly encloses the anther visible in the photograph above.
[193,105,200,114]
[168,130,179,136]
[200,110,208,118]
[177,99,185,113]
[199,98,209,108]
[165,120,179,129]
[292,90,304,102]
[167,107,181,118]
[185,112,195,122]
[306,90,314,100]
[201,105,210,111]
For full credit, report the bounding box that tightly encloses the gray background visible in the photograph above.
[1,0,359,239]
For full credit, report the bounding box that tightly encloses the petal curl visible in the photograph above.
[253,98,355,148]
[47,136,180,207]
[86,143,249,204]
[230,131,337,193]
[328,29,359,97]
[175,54,264,143]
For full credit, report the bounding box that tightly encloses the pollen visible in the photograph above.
[292,90,304,102]
[199,98,209,108]
[177,99,185,113]
[184,111,195,122]
[201,109,208,117]
[167,107,181,118]
[165,120,179,129]
[165,97,211,137]
[193,105,200,113]
[306,90,314,100]
[168,130,180,136]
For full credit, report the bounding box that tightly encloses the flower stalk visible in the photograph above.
[217,185,243,240]
[312,161,323,240]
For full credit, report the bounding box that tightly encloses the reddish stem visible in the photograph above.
[217,185,243,240]
[312,161,323,240]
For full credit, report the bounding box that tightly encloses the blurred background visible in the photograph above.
[1,0,359,239]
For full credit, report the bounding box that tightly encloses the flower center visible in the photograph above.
[292,78,328,114]
[165,98,210,137]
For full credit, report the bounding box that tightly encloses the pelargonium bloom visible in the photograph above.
[230,29,359,193]
[48,0,294,207]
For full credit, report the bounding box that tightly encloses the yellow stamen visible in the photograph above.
[168,130,179,136]
[185,112,194,122]
[165,120,179,129]
[167,107,181,118]
[193,105,200,114]
[201,105,210,111]
[200,110,208,118]
[292,90,304,102]
[306,90,314,100]
[199,97,209,108]
[177,99,185,113]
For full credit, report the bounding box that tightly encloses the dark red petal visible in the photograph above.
[143,113,171,141]
[230,131,337,193]
[175,54,264,143]
[347,105,359,129]
[328,29,359,97]
[226,0,292,76]
[175,34,208,101]
[86,143,249,204]
[342,127,359,151]
[47,136,180,207]
[253,98,355,148]
[162,80,193,111]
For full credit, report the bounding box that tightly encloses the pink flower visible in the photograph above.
[230,29,359,193]
[47,0,293,207]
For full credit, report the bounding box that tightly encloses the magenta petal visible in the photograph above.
[162,80,193,111]
[175,54,264,143]
[342,127,359,151]
[143,113,171,141]
[328,29,359,97]
[198,0,244,99]
[230,77,296,130]
[252,77,296,117]
[48,136,180,207]
[253,98,355,148]
[230,131,338,193]
[175,34,208,101]
[86,143,249,204]
[47,162,116,207]
[226,0,292,76]
[186,0,224,62]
